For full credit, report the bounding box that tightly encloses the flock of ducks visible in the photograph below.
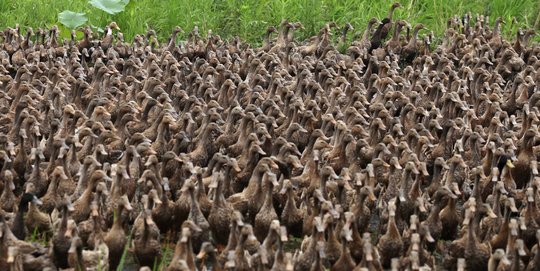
[1,2,540,271]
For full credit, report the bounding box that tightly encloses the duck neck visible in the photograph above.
[471,139,482,161]
[445,197,457,213]
[214,175,226,207]
[320,174,329,197]
[60,206,69,232]
[189,188,203,219]
[363,22,375,41]
[113,205,125,230]
[80,177,96,204]
[467,216,478,250]
[13,199,29,232]
[141,218,151,242]
[499,207,511,236]
[493,192,502,217]
[387,214,401,239]
[285,188,297,212]
[409,26,421,46]
[400,168,413,194]
[156,121,169,144]
[428,202,442,222]
[488,256,500,271]
[534,242,540,266]
[506,233,517,256]
[391,23,403,42]
[31,156,41,179]
[263,182,274,210]
[432,164,442,185]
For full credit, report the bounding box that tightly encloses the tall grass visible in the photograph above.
[1,0,538,44]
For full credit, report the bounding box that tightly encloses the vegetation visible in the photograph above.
[1,0,539,45]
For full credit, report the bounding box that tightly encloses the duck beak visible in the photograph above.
[32,196,43,206]
[292,158,303,170]
[257,147,267,156]
[68,243,77,254]
[6,249,14,263]
[451,183,462,196]
[420,164,429,176]
[506,159,515,168]
[65,227,73,238]
[145,216,155,225]
[487,208,497,219]
[67,203,75,212]
[418,202,427,213]
[510,203,519,213]
[398,190,406,203]
[269,174,279,187]
[125,202,133,212]
[368,189,377,201]
[520,219,527,231]
[425,230,435,243]
[248,233,257,242]
[518,243,527,256]
[280,226,288,242]
[196,250,207,260]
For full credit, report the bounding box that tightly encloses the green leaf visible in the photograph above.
[89,0,129,15]
[58,10,88,29]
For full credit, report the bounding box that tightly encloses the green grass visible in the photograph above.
[27,226,49,245]
[1,0,539,45]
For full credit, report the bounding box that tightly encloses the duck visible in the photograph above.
[352,185,376,233]
[169,220,202,271]
[51,197,76,269]
[332,219,356,271]
[440,185,462,240]
[401,23,426,64]
[184,176,210,252]
[254,171,279,241]
[512,129,536,188]
[294,216,326,271]
[280,179,303,238]
[71,170,110,223]
[208,171,234,246]
[23,184,52,238]
[133,204,162,268]
[0,170,17,213]
[10,192,42,240]
[1,13,540,270]
[527,230,540,271]
[464,205,491,271]
[104,194,133,270]
[378,199,403,268]
[420,186,457,248]
[197,242,221,271]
